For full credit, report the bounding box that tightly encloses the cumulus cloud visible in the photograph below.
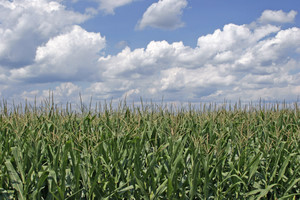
[259,10,297,24]
[136,0,188,30]
[10,25,106,82]
[94,0,136,14]
[0,0,89,68]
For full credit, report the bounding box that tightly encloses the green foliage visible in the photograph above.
[0,100,299,199]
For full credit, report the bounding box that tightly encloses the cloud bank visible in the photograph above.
[0,3,299,105]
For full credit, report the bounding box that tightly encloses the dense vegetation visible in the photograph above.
[0,100,299,199]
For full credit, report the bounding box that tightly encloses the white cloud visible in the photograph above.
[203,86,300,102]
[86,80,134,100]
[259,10,297,24]
[197,24,280,55]
[10,25,106,82]
[1,8,300,104]
[18,82,81,105]
[159,67,235,91]
[94,22,300,102]
[42,82,81,98]
[0,0,89,68]
[95,0,136,14]
[122,89,140,99]
[239,27,300,71]
[20,90,40,103]
[137,0,187,30]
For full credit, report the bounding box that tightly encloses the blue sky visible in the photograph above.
[73,0,300,54]
[0,0,300,106]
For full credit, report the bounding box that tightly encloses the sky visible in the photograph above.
[0,0,300,106]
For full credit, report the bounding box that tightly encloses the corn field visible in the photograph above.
[0,100,299,199]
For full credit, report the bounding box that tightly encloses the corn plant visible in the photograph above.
[0,99,299,199]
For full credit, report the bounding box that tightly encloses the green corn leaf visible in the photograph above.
[59,140,72,199]
[11,147,25,184]
[151,179,168,200]
[47,169,57,195]
[31,171,49,199]
[246,189,262,197]
[167,176,174,199]
[278,193,300,200]
[284,177,300,195]
[4,160,25,200]
[256,184,278,200]
[119,185,134,193]
[248,153,262,181]
[189,154,200,199]
[269,142,285,182]
[278,153,295,182]
[135,176,149,200]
